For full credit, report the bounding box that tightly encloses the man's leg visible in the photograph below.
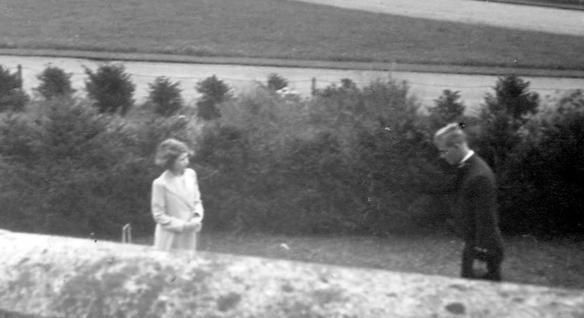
[461,245,475,279]
[483,250,504,281]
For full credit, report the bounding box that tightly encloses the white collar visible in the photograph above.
[157,169,197,209]
[459,150,474,167]
[159,169,193,191]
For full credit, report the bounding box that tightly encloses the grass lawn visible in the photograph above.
[1,0,584,70]
[135,231,584,290]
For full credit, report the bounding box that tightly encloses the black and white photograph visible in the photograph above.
[0,0,583,316]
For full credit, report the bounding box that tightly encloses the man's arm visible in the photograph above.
[466,176,499,252]
[415,169,460,195]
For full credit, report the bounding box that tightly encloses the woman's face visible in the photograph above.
[171,152,190,173]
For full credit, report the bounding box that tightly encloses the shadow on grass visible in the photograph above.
[135,231,584,290]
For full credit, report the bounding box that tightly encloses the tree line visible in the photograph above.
[0,63,582,240]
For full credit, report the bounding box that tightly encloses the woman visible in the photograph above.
[151,138,204,252]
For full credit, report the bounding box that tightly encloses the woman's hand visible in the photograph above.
[183,220,201,232]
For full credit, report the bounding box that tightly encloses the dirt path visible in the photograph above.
[293,0,584,36]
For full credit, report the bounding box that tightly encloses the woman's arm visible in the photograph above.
[191,169,205,222]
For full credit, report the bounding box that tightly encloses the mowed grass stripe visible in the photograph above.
[1,0,583,70]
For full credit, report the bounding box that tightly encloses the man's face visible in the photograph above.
[435,139,463,166]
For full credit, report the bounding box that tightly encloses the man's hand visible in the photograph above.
[474,246,488,253]
[473,246,490,261]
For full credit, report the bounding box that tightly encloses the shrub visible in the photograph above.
[267,73,288,91]
[35,65,75,100]
[468,75,540,235]
[147,77,184,117]
[196,75,231,104]
[0,90,205,239]
[340,78,357,90]
[0,99,181,238]
[196,75,231,120]
[279,131,359,234]
[0,112,44,231]
[0,112,41,166]
[315,79,432,230]
[84,64,135,115]
[0,65,28,112]
[197,80,444,235]
[428,89,466,130]
[197,88,298,232]
[11,74,580,238]
[475,74,539,171]
[485,74,539,121]
[197,123,252,232]
[131,113,203,159]
[500,90,584,236]
[196,99,222,120]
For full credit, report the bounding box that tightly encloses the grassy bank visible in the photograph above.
[1,0,584,70]
[135,232,584,290]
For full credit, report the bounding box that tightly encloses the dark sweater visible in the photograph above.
[454,154,504,252]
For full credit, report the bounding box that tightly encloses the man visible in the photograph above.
[433,123,504,281]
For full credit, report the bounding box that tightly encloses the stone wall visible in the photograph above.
[1,230,583,318]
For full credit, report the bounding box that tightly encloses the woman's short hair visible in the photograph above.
[434,122,467,147]
[154,138,193,169]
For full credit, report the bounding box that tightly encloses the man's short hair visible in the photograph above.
[434,123,467,147]
[155,138,193,170]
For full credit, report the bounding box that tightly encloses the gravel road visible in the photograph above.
[293,0,584,36]
[2,55,583,114]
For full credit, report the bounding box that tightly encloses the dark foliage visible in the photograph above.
[196,80,447,235]
[428,89,466,130]
[196,75,231,120]
[476,74,539,171]
[0,99,199,239]
[147,76,184,117]
[35,65,75,100]
[500,91,584,235]
[0,65,28,112]
[84,64,135,115]
[196,99,222,120]
[267,73,289,91]
[1,65,581,239]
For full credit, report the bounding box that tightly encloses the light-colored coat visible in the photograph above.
[151,168,204,252]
